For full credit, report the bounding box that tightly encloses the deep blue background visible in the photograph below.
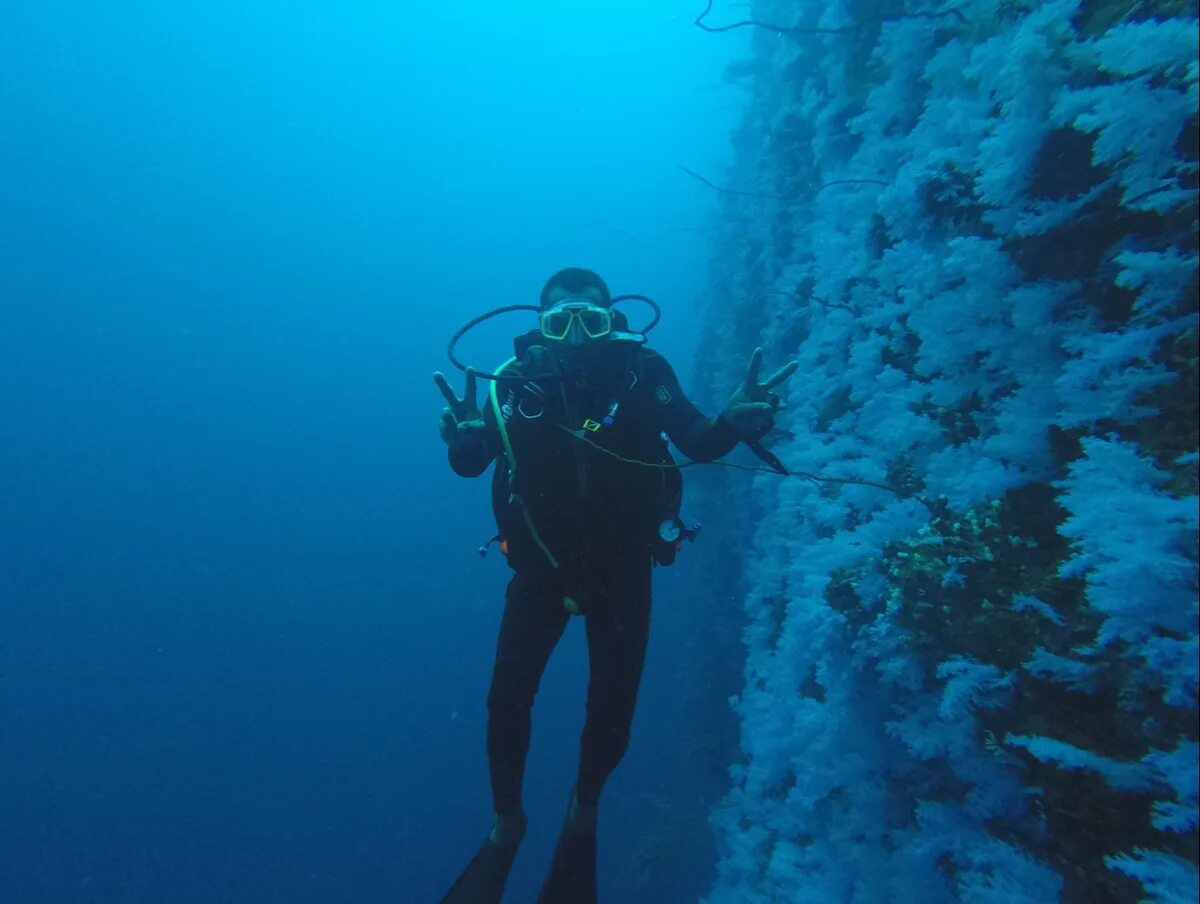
[1,3,747,901]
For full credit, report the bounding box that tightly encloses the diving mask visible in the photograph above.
[539,299,613,345]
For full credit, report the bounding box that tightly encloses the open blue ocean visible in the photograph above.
[2,2,1196,902]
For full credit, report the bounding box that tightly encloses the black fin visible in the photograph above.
[536,827,597,904]
[439,839,520,904]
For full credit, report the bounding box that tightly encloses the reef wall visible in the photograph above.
[693,1,1198,900]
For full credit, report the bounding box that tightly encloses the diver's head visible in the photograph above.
[539,267,612,309]
[538,268,613,347]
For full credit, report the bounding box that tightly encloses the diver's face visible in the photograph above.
[540,284,612,347]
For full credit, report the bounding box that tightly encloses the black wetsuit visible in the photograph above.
[447,338,739,813]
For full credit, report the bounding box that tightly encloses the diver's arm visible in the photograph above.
[646,352,742,462]
[673,410,743,462]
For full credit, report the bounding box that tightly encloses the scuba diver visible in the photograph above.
[433,267,798,904]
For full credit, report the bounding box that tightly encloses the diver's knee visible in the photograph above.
[487,676,536,714]
[585,682,639,727]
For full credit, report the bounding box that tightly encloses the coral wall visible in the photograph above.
[695,1,1198,900]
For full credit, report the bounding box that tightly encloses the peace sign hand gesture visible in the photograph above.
[720,347,799,440]
[434,368,485,445]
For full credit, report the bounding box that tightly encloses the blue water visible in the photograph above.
[14,2,1196,901]
[1,3,744,901]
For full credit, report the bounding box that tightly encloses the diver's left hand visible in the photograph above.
[720,347,799,440]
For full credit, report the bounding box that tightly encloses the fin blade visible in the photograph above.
[439,840,519,904]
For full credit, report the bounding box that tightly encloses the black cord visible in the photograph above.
[559,424,931,507]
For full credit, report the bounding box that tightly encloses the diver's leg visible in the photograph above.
[538,559,651,904]
[441,566,568,904]
[575,558,652,809]
[487,563,569,823]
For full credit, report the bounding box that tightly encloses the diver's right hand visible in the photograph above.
[434,368,484,444]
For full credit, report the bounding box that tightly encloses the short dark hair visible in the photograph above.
[539,268,612,308]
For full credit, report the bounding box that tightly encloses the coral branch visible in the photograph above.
[693,0,967,35]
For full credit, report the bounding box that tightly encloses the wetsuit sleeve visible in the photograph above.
[645,351,742,462]
[447,403,503,478]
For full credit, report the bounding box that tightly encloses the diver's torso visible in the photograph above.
[497,344,671,561]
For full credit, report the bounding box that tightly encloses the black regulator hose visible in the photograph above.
[446,295,662,382]
[446,304,542,381]
[609,294,661,333]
